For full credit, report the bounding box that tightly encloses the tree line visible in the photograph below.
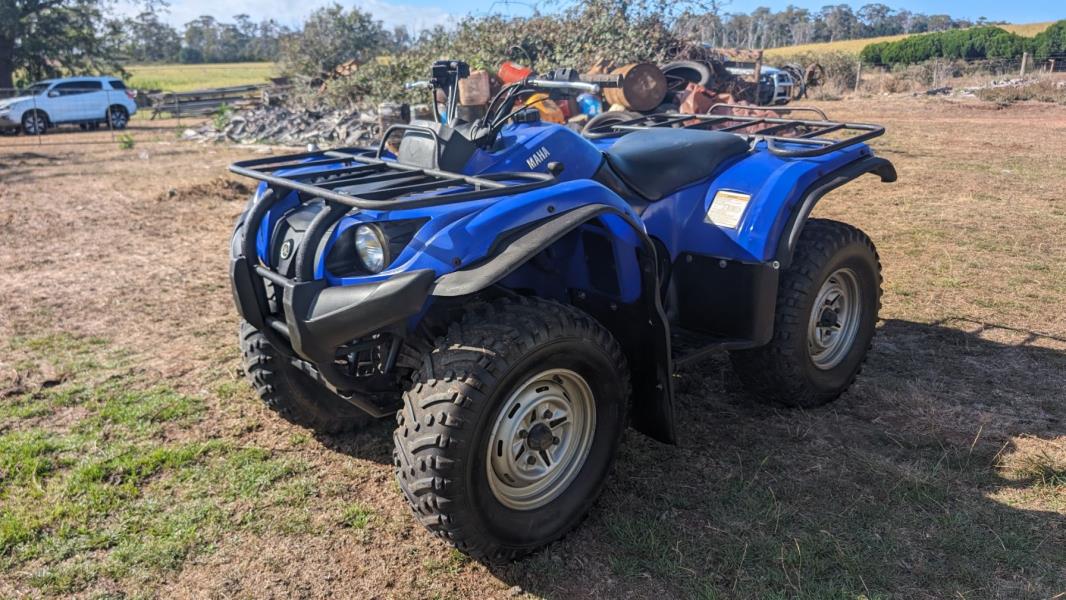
[676,3,981,50]
[0,0,1011,90]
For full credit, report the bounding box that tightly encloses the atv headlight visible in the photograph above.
[355,224,388,273]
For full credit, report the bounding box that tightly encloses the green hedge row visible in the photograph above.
[860,20,1066,65]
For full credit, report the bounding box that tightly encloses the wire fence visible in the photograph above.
[0,83,265,148]
[862,51,1066,80]
[829,51,1066,96]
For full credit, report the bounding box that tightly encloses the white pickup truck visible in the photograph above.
[0,76,138,135]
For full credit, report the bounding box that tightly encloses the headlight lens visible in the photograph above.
[354,224,388,273]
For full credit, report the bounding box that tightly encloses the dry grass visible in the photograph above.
[976,78,1066,104]
[0,95,1064,599]
[764,21,1056,58]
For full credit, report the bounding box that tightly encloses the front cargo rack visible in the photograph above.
[229,145,557,391]
[583,104,885,158]
[230,146,555,211]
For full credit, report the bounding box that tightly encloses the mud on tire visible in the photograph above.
[393,296,630,562]
[239,321,372,433]
[730,218,882,408]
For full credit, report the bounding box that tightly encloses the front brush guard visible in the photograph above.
[230,187,434,416]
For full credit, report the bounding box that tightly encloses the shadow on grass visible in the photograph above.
[311,417,396,466]
[482,318,1066,599]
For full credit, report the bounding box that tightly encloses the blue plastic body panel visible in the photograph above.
[251,121,877,300]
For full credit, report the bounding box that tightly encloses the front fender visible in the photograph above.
[432,200,678,445]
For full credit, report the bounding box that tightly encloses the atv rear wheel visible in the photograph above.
[239,321,373,433]
[393,297,629,562]
[730,219,881,407]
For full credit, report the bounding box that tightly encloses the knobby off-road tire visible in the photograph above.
[394,297,630,562]
[730,219,882,408]
[239,321,372,433]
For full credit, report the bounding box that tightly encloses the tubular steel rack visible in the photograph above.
[229,146,555,211]
[583,104,885,158]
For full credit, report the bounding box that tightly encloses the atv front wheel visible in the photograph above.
[730,219,881,407]
[394,297,630,562]
[239,321,373,433]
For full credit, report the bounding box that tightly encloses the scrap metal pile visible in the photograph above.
[183,49,826,147]
[183,103,410,146]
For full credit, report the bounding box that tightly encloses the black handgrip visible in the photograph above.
[582,73,622,88]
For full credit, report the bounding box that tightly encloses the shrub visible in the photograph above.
[859,24,1046,65]
[1032,20,1066,59]
[302,0,686,107]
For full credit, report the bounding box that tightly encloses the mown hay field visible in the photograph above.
[126,62,277,91]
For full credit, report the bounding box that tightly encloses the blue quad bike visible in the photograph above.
[228,60,896,562]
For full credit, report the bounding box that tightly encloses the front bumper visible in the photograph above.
[0,114,18,128]
[229,197,435,398]
[230,253,434,365]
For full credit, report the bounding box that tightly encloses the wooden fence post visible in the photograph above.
[1019,52,1029,77]
[855,61,862,93]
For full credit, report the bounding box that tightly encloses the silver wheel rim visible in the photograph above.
[486,368,596,511]
[25,115,44,134]
[807,267,862,370]
[110,109,127,128]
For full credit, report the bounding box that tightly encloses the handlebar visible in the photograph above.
[526,79,600,94]
[404,81,433,90]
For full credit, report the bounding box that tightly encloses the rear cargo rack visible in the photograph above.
[230,147,555,211]
[583,104,884,158]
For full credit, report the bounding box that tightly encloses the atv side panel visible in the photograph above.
[640,142,861,263]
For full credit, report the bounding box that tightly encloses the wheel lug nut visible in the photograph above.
[518,430,527,438]
[526,456,536,465]
[543,410,552,419]
[552,436,560,445]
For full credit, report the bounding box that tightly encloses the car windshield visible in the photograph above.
[26,82,50,96]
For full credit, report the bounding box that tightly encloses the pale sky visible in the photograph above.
[117,0,1062,32]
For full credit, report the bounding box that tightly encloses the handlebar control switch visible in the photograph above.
[512,108,542,124]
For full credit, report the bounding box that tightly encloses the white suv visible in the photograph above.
[0,76,138,135]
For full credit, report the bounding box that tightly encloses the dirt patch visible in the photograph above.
[157,176,253,203]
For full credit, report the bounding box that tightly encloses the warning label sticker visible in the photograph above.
[706,190,751,229]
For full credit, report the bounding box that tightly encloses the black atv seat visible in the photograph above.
[603,129,750,201]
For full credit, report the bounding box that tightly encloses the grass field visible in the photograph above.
[125,62,277,91]
[763,21,1056,57]
[1,96,1065,598]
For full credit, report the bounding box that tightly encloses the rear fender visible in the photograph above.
[432,202,677,445]
[774,155,897,268]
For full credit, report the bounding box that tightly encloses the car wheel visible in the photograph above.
[107,105,129,130]
[21,111,47,135]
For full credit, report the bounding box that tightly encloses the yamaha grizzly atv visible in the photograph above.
[228,60,896,562]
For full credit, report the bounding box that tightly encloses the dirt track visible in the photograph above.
[1,97,1064,599]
